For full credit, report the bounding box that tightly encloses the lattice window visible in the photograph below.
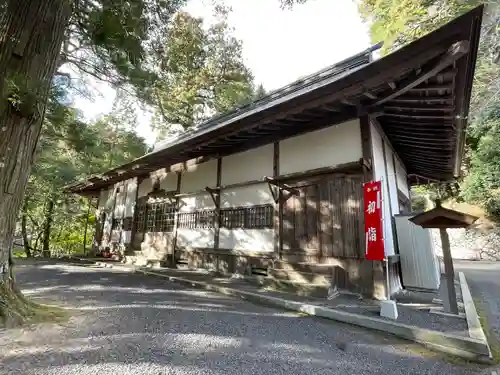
[134,200,147,233]
[178,210,215,229]
[123,217,133,231]
[247,205,274,229]
[111,218,121,230]
[146,202,159,232]
[178,212,196,229]
[220,205,273,229]
[155,202,176,232]
[198,210,215,229]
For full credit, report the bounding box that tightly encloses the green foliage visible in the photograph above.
[358,0,483,54]
[461,106,500,218]
[64,0,187,99]
[21,84,147,256]
[151,8,257,137]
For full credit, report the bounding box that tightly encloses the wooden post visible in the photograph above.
[130,176,144,250]
[360,115,384,299]
[214,158,222,273]
[214,158,222,249]
[82,197,92,256]
[171,172,182,268]
[273,142,281,259]
[439,227,458,314]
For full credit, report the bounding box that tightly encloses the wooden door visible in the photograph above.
[320,176,363,258]
[280,175,363,263]
[281,183,320,259]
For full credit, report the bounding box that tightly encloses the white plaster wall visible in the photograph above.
[97,189,109,213]
[279,120,362,175]
[177,194,214,246]
[138,177,153,197]
[177,160,217,249]
[180,159,217,193]
[221,144,273,185]
[176,229,215,248]
[219,183,275,251]
[395,159,409,198]
[103,187,114,210]
[219,229,274,252]
[220,184,274,208]
[149,168,179,191]
[384,143,400,217]
[179,193,215,212]
[370,122,395,256]
[122,230,132,244]
[114,182,126,218]
[124,178,137,217]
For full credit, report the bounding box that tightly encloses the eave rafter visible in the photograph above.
[369,40,469,108]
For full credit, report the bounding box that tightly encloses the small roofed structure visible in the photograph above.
[409,202,479,228]
[410,200,478,314]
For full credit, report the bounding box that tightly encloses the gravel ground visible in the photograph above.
[148,268,469,337]
[0,260,492,375]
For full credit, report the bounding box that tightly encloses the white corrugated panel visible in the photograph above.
[394,214,441,291]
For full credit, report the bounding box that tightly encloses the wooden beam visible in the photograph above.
[370,40,469,107]
[364,92,377,99]
[387,133,453,143]
[388,82,396,89]
[394,142,453,151]
[408,84,453,92]
[388,97,453,104]
[341,99,356,106]
[383,119,454,126]
[385,129,453,137]
[384,112,454,120]
[264,176,300,198]
[382,105,454,112]
[398,152,451,162]
[321,104,342,112]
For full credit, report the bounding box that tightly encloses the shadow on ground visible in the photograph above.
[0,259,491,375]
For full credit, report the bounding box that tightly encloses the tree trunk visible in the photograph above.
[0,1,71,283]
[42,199,54,257]
[20,211,31,258]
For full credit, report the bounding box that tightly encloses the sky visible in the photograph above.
[72,0,371,145]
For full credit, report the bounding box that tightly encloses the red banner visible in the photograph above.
[363,180,385,261]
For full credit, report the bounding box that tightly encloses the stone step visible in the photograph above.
[249,275,330,298]
[272,260,333,276]
[125,255,148,266]
[269,268,331,285]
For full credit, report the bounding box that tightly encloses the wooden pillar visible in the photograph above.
[118,181,129,248]
[214,158,222,273]
[130,176,145,249]
[82,197,92,256]
[360,115,385,299]
[171,172,182,267]
[109,185,119,249]
[214,158,222,249]
[440,228,458,314]
[273,142,281,259]
[92,193,102,253]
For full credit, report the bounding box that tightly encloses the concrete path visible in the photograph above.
[0,260,492,375]
[454,260,500,367]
